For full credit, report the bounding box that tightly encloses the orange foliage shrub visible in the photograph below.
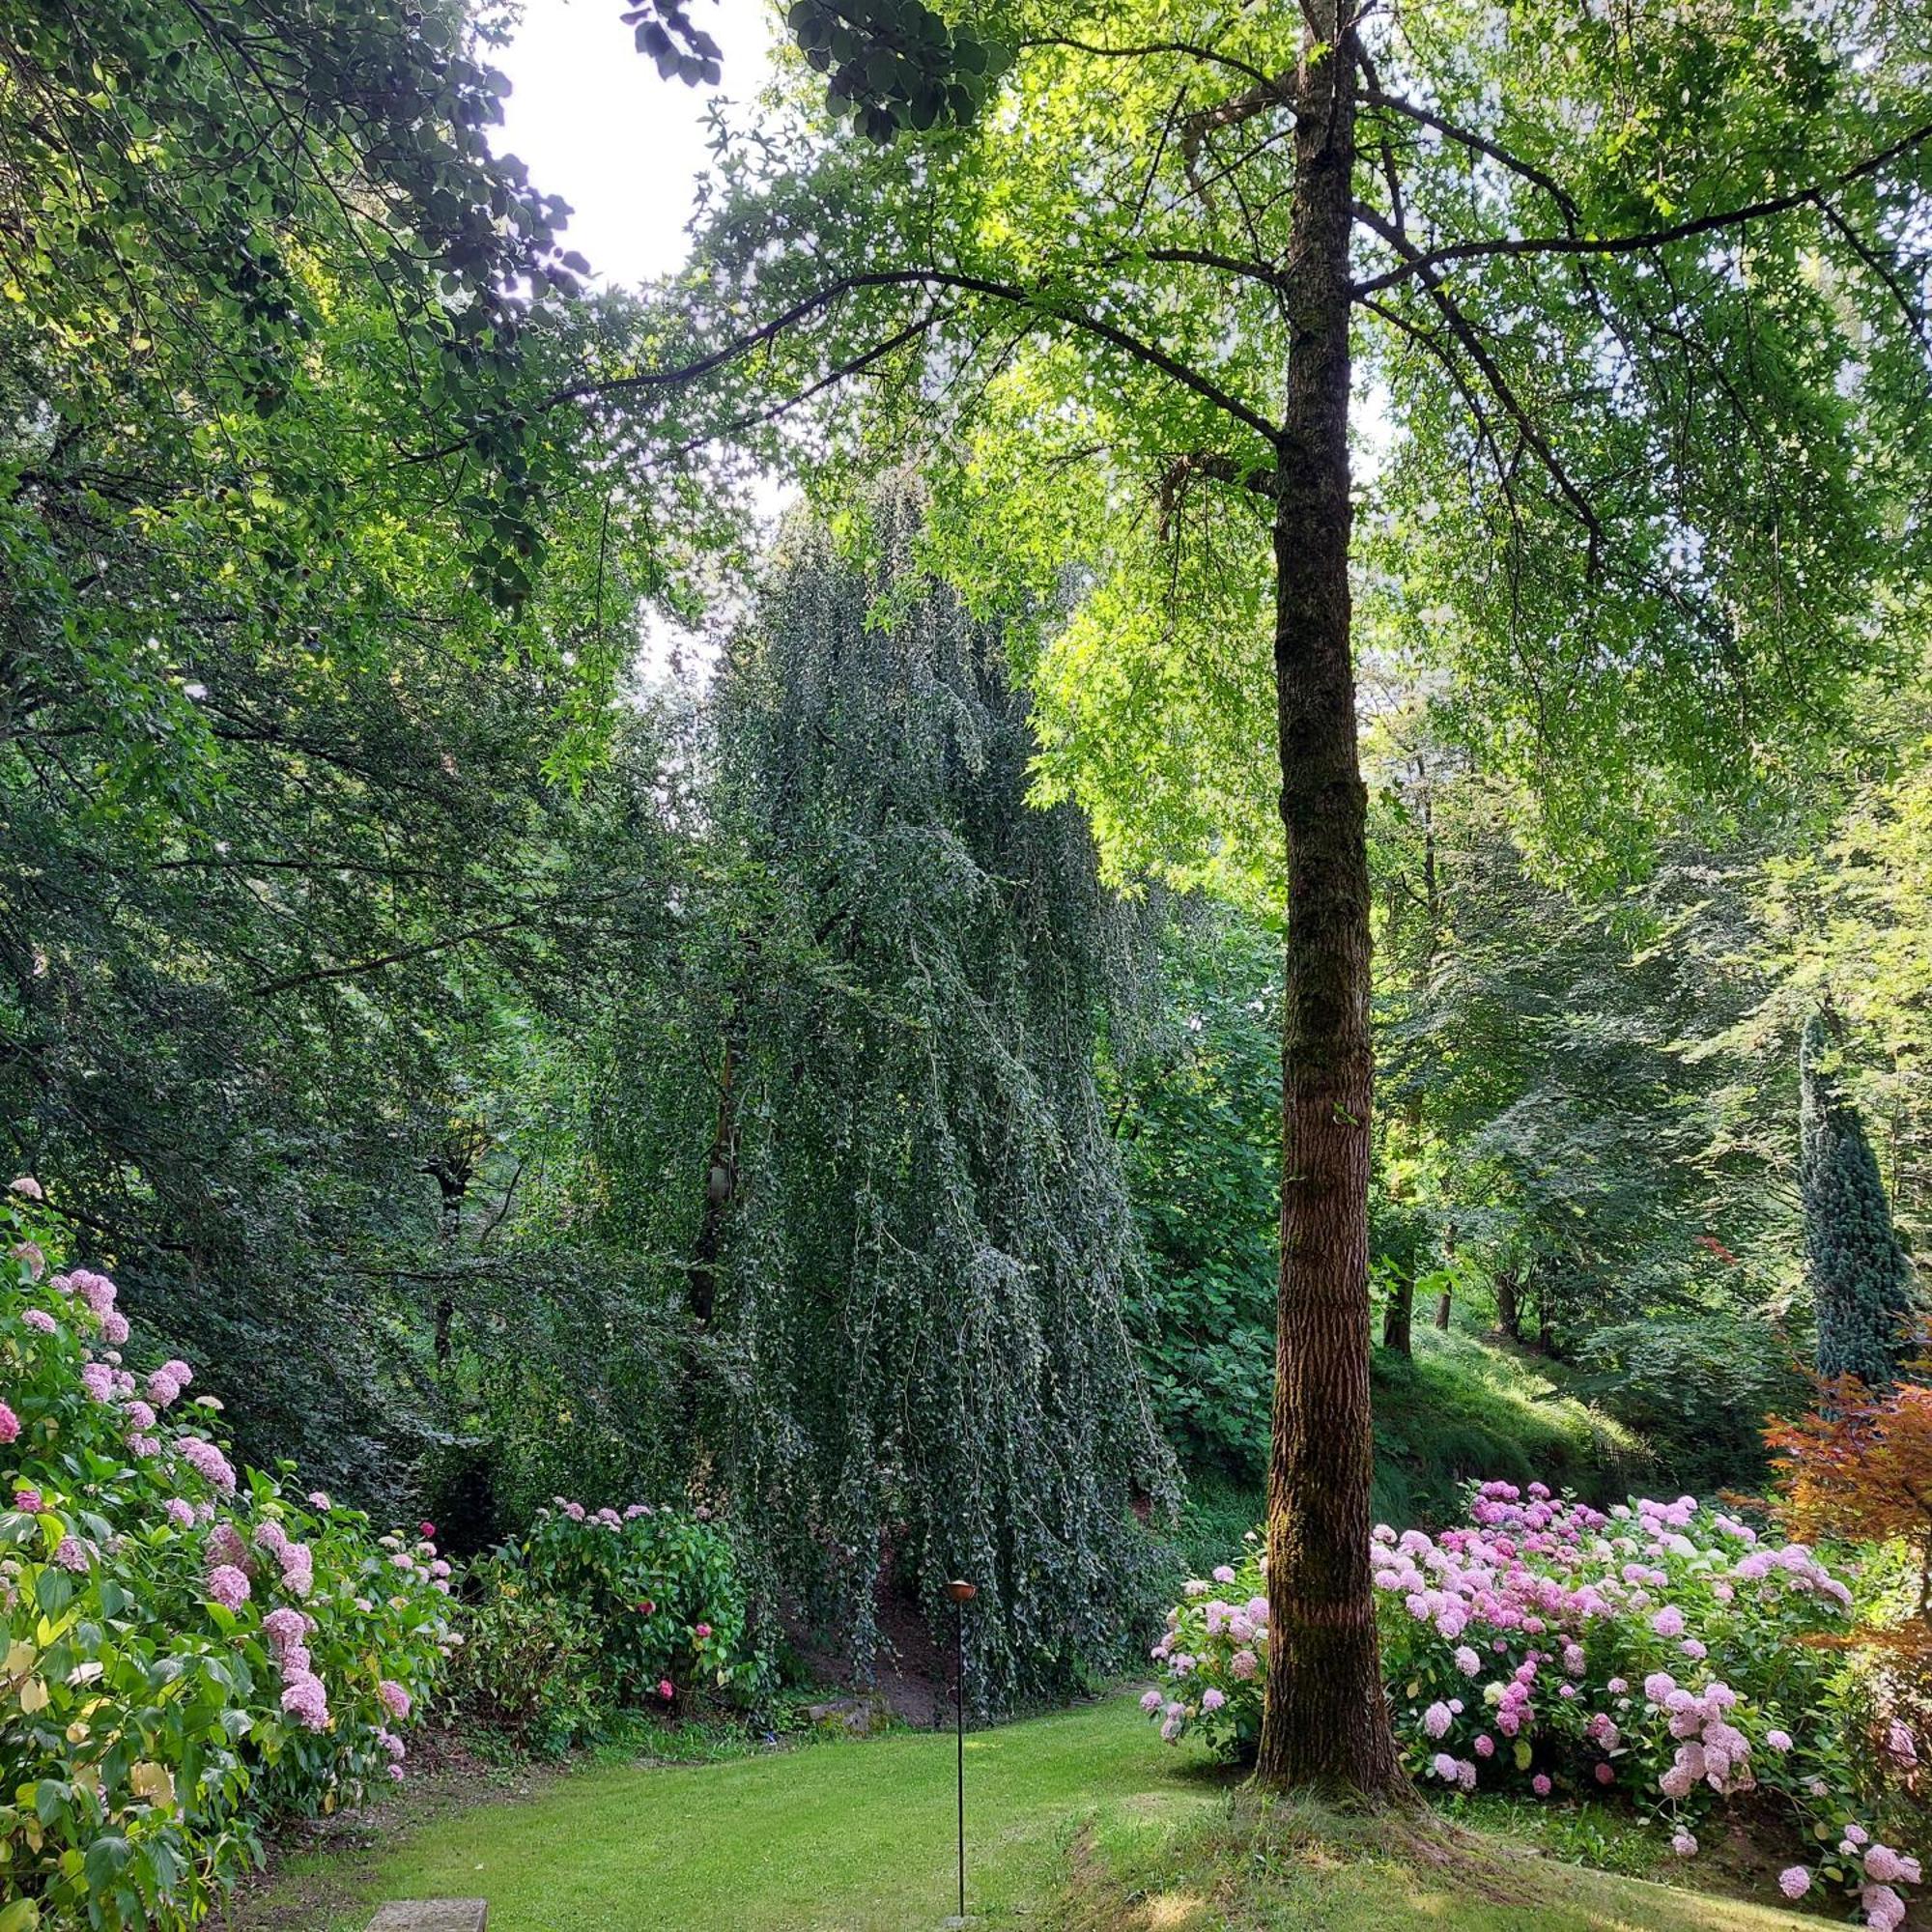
[1767,1374,1932,1650]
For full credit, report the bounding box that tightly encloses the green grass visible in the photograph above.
[258,1697,1229,1931]
[1177,1326,1649,1572]
[1371,1327,1648,1526]
[244,1696,1826,1932]
[1045,1787,1824,1932]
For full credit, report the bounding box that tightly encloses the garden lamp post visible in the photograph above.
[946,1579,976,1923]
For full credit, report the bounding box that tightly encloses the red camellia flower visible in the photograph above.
[636,1599,655,1615]
[419,1520,437,1539]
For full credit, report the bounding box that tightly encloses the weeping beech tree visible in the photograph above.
[691,492,1172,1710]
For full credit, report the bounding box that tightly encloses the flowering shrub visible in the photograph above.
[472,1493,761,1728]
[0,1182,460,1930]
[1148,1484,1921,1929]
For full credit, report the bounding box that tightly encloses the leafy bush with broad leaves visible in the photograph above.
[472,1494,762,1727]
[0,1182,459,1931]
[1148,1484,1922,1930]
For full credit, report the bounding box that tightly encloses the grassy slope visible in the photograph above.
[1370,1327,1649,1527]
[1177,1328,1647,1574]
[1047,1790,1820,1932]
[251,1697,1817,1932]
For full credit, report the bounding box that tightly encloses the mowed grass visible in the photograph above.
[253,1695,1823,1932]
[273,1696,1228,1932]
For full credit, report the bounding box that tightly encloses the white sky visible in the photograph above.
[495,0,779,291]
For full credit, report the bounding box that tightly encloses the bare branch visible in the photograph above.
[546,268,1286,449]
[1018,35,1276,90]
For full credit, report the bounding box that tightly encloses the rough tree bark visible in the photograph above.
[1255,1,1404,1795]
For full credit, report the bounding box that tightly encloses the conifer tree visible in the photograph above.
[1802,1013,1916,1387]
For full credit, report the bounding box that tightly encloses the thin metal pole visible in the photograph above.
[955,1600,966,1922]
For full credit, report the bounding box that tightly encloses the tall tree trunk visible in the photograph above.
[1434,1220,1457,1330]
[1255,3,1403,1797]
[1493,1265,1522,1343]
[1381,1268,1413,1358]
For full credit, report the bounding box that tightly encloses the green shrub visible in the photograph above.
[457,1493,763,1745]
[0,1184,459,1930]
[447,1565,604,1755]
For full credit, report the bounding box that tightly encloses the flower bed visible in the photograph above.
[1148,1482,1920,1928]
[0,1181,460,1929]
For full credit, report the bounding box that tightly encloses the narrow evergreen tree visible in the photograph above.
[1801,1013,1915,1386]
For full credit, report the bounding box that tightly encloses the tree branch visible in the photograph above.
[543,268,1287,449]
[1352,117,1932,294]
[1353,203,1605,568]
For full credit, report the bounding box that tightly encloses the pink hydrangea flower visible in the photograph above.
[281,1674,329,1730]
[379,1679,412,1719]
[1776,1867,1809,1900]
[54,1535,89,1572]
[658,1679,675,1701]
[9,1176,44,1200]
[0,1402,17,1444]
[178,1437,236,1492]
[1201,1688,1226,1713]
[208,1564,250,1609]
[163,1497,195,1528]
[1531,1774,1551,1797]
[21,1308,55,1335]
[1670,1832,1697,1858]
[14,1487,43,1513]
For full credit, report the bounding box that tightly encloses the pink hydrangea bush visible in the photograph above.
[1149,1482,1919,1927]
[0,1187,461,1930]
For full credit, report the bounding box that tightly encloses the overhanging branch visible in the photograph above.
[1352,117,1932,295]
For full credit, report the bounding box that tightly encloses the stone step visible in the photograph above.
[366,1903,488,1932]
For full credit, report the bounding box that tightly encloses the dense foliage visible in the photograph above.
[1151,1483,1922,1927]
[462,494,1173,1712]
[0,1184,455,1929]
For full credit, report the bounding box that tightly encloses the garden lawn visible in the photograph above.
[257,1696,1823,1932]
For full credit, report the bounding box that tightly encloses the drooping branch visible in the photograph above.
[1155,449,1279,537]
[419,267,1285,456]
[1179,64,1298,209]
[1352,203,1605,568]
